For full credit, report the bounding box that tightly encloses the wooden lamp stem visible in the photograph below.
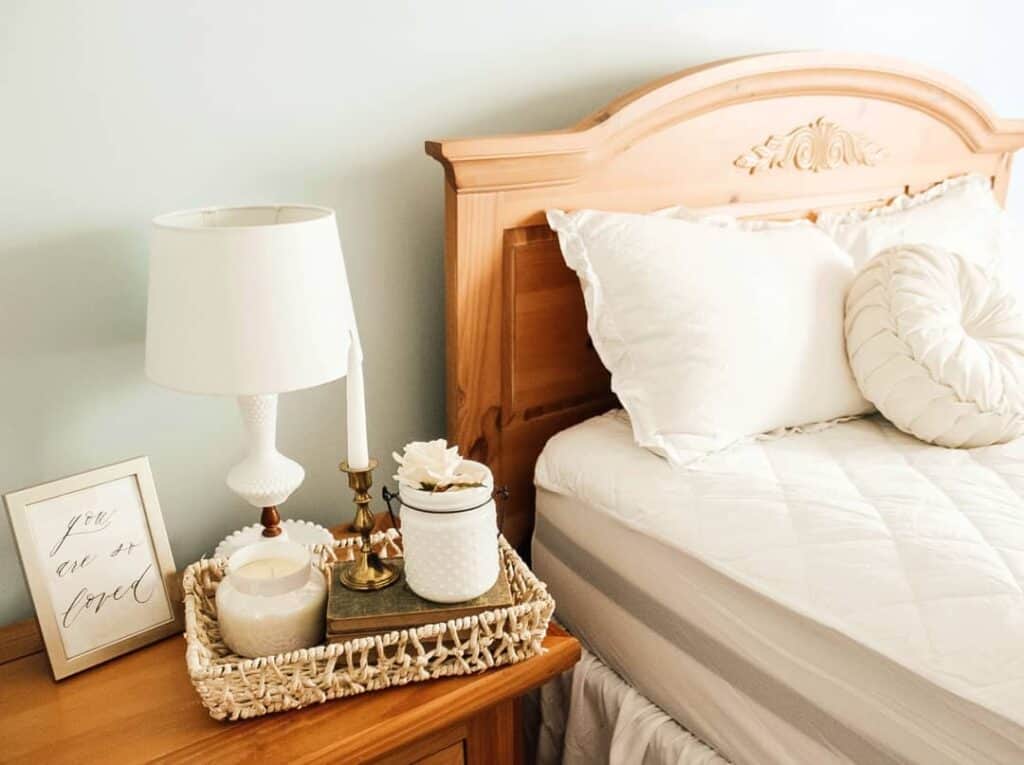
[260,506,283,537]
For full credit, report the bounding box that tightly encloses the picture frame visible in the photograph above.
[4,456,183,680]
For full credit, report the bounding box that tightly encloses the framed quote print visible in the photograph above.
[4,456,183,679]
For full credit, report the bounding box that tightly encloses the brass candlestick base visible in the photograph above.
[338,458,400,591]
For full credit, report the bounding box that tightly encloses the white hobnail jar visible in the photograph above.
[398,460,500,603]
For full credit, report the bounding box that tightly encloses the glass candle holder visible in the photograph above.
[215,538,327,658]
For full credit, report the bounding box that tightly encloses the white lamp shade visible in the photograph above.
[146,205,356,395]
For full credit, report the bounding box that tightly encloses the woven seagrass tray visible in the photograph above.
[183,531,555,721]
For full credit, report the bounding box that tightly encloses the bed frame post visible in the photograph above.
[443,181,504,472]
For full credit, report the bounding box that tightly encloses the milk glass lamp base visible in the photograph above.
[227,394,304,508]
[214,519,333,559]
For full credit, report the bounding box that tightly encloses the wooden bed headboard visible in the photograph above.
[425,51,1024,550]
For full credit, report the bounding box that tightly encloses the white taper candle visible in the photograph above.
[346,337,370,470]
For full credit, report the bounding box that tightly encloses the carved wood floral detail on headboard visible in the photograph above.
[734,117,886,174]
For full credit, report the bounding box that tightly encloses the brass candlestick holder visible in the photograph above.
[338,458,400,591]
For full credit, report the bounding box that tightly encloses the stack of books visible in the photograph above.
[326,559,514,643]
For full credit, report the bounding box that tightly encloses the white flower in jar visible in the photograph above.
[392,439,488,492]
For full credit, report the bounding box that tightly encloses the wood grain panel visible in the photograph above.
[499,399,615,546]
[376,726,466,765]
[0,618,43,665]
[465,699,520,765]
[495,225,617,543]
[446,187,502,472]
[427,52,1024,552]
[415,742,464,765]
[502,226,610,424]
[0,624,579,764]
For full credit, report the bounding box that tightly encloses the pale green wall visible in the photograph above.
[2,0,1023,625]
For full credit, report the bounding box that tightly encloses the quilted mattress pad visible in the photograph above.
[534,411,1024,764]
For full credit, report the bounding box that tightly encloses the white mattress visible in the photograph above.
[532,411,1024,765]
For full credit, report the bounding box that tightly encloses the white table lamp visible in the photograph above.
[146,204,369,556]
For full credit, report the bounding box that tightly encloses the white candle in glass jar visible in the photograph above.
[215,539,327,658]
[234,557,305,579]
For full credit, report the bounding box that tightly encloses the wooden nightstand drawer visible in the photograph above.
[375,697,513,764]
[414,742,464,765]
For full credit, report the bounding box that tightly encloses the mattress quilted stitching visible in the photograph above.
[917,451,1024,596]
[876,416,1024,599]
[760,429,831,613]
[535,411,1024,724]
[878,426,1024,697]
[961,446,1024,581]
[815,420,937,661]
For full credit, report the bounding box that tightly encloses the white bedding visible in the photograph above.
[534,647,732,765]
[533,411,1024,764]
[546,207,868,466]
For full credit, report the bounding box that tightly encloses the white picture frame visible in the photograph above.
[4,457,183,679]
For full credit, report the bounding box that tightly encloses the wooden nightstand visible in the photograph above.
[0,514,578,764]
[0,619,578,764]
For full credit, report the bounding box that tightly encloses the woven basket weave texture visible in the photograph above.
[183,531,555,720]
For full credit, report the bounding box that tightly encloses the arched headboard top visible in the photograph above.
[428,51,1024,194]
[426,52,1024,549]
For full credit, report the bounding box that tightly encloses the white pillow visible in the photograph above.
[816,174,1013,273]
[846,244,1024,447]
[547,208,871,465]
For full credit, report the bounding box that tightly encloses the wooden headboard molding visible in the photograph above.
[427,52,1024,193]
[426,51,1024,549]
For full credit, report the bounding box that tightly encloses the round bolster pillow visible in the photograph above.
[845,244,1024,447]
